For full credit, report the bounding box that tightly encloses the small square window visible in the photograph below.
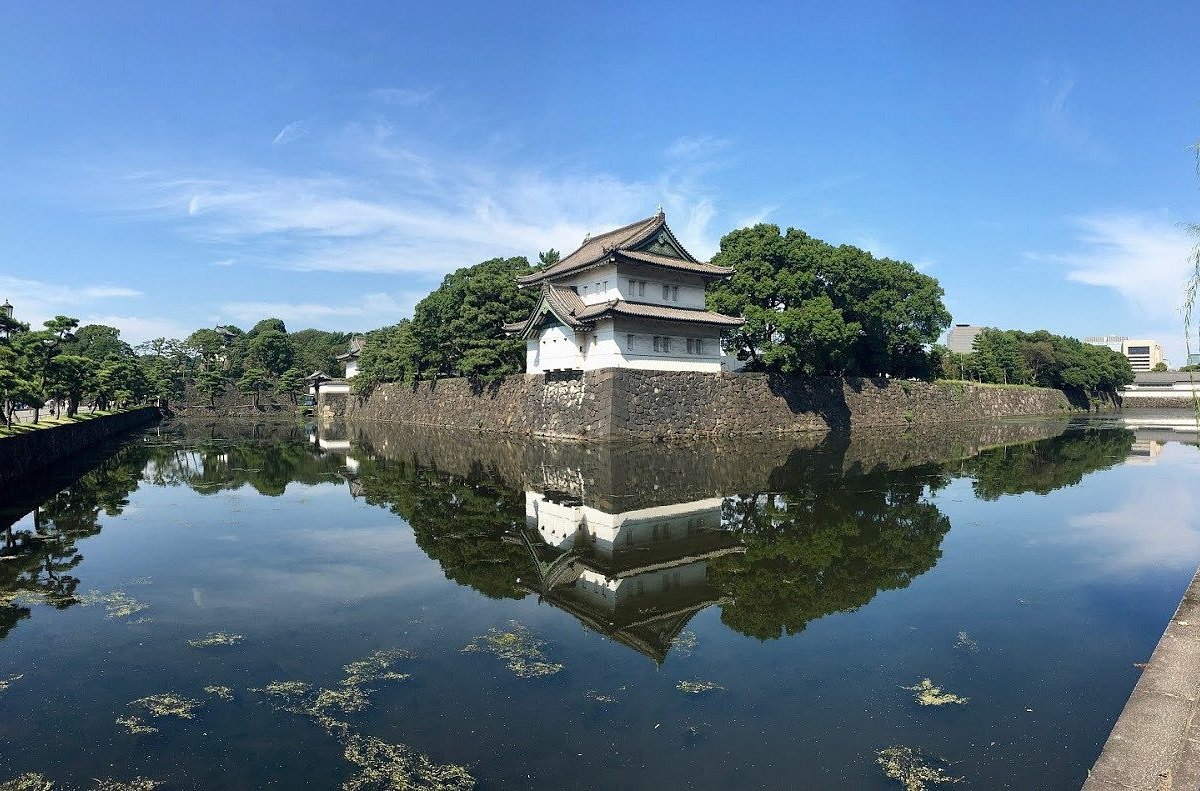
[686,338,694,354]
[662,337,671,353]
[672,286,679,301]
[628,278,636,293]
[662,284,670,299]
[627,334,635,351]
[582,284,589,294]
[653,336,661,352]
[696,339,705,355]
[639,281,646,296]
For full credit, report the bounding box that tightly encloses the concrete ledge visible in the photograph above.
[1084,565,1200,790]
[0,408,161,490]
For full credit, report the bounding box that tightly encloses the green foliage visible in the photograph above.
[356,322,418,392]
[237,366,271,407]
[289,329,351,375]
[246,330,294,377]
[960,428,1135,500]
[708,224,950,378]
[250,318,288,336]
[405,257,538,380]
[65,324,132,361]
[946,328,1133,397]
[1152,361,1168,372]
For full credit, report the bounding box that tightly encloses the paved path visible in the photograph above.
[1084,565,1200,790]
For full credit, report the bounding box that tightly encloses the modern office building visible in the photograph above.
[945,324,984,354]
[1084,336,1164,372]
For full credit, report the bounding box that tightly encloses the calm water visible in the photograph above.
[1,416,1198,790]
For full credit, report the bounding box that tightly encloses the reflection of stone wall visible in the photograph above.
[344,417,1069,510]
[0,408,160,488]
[344,371,1079,441]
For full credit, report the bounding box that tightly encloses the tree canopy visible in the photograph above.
[943,328,1134,397]
[708,224,951,379]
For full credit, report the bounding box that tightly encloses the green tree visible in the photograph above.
[237,366,271,408]
[707,224,950,378]
[249,318,287,336]
[406,256,537,380]
[356,321,418,392]
[65,324,132,362]
[246,330,294,377]
[46,355,93,416]
[276,367,305,405]
[288,329,351,374]
[1152,361,1169,372]
[195,368,228,409]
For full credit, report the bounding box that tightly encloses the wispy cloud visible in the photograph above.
[0,274,182,343]
[93,139,728,275]
[369,87,434,108]
[271,120,308,146]
[1024,62,1108,161]
[1028,210,1194,319]
[79,285,144,299]
[220,291,423,330]
[77,314,192,344]
[665,135,731,161]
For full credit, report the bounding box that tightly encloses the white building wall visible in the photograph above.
[560,264,708,310]
[344,359,359,378]
[581,318,725,373]
[529,324,583,372]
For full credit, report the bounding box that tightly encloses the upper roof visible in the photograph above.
[515,212,732,287]
[1132,371,1200,385]
[336,336,366,361]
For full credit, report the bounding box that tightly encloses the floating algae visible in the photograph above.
[0,773,53,791]
[902,679,969,707]
[92,779,164,791]
[342,649,413,686]
[115,715,158,735]
[251,649,473,790]
[670,630,699,657]
[876,746,963,791]
[462,622,563,679]
[0,674,23,697]
[204,685,234,701]
[187,632,244,648]
[342,733,474,791]
[954,632,979,652]
[129,693,202,719]
[75,590,149,619]
[676,680,724,694]
[584,690,618,704]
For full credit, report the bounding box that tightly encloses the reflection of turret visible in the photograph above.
[514,490,743,664]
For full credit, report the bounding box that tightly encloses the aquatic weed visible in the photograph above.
[115,715,159,735]
[204,685,234,701]
[341,649,413,686]
[670,630,698,658]
[92,779,164,791]
[342,733,474,791]
[902,679,968,707]
[187,632,244,648]
[584,689,617,704]
[954,632,979,652]
[129,692,202,719]
[462,622,563,679]
[876,746,963,790]
[676,680,724,694]
[0,674,23,696]
[0,773,53,791]
[75,590,149,619]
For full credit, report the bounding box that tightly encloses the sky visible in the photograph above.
[1,1,1199,362]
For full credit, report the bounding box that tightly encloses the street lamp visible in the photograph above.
[0,300,12,320]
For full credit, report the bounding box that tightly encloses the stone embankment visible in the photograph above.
[0,407,161,489]
[331,370,1089,441]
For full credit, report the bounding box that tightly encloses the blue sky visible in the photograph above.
[2,1,1199,361]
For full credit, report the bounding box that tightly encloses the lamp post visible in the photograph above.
[0,300,12,339]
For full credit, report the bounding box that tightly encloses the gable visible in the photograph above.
[632,228,688,259]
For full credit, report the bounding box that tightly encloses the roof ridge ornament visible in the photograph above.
[655,205,664,217]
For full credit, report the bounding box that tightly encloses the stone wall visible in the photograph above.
[0,408,161,490]
[337,371,1083,441]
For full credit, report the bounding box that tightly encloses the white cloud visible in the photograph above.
[220,291,422,330]
[1025,62,1108,161]
[1066,474,1200,574]
[271,120,308,146]
[77,314,192,344]
[1030,210,1195,319]
[369,87,434,107]
[78,285,144,298]
[665,135,731,160]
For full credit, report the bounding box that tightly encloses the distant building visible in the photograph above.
[945,324,984,355]
[1188,353,1200,367]
[1085,336,1164,372]
[1121,371,1198,402]
[338,336,365,379]
[503,211,744,374]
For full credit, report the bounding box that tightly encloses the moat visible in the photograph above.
[0,415,1197,790]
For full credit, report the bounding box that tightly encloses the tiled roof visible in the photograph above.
[613,249,733,277]
[503,284,590,337]
[577,300,745,327]
[516,213,726,286]
[1132,371,1200,385]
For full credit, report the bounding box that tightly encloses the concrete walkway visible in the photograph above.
[1084,564,1200,790]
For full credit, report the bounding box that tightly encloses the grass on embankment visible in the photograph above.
[933,379,1039,390]
[0,410,124,439]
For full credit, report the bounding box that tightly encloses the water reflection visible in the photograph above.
[0,418,1143,656]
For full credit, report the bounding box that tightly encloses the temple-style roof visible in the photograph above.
[515,212,732,287]
[502,284,744,340]
[336,336,366,361]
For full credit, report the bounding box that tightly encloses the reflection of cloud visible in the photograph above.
[1067,482,1200,573]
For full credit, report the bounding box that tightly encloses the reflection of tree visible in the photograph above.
[959,428,1135,500]
[144,434,343,496]
[0,442,153,639]
[354,459,533,600]
[709,464,952,640]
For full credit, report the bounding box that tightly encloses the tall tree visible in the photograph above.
[707,224,950,378]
